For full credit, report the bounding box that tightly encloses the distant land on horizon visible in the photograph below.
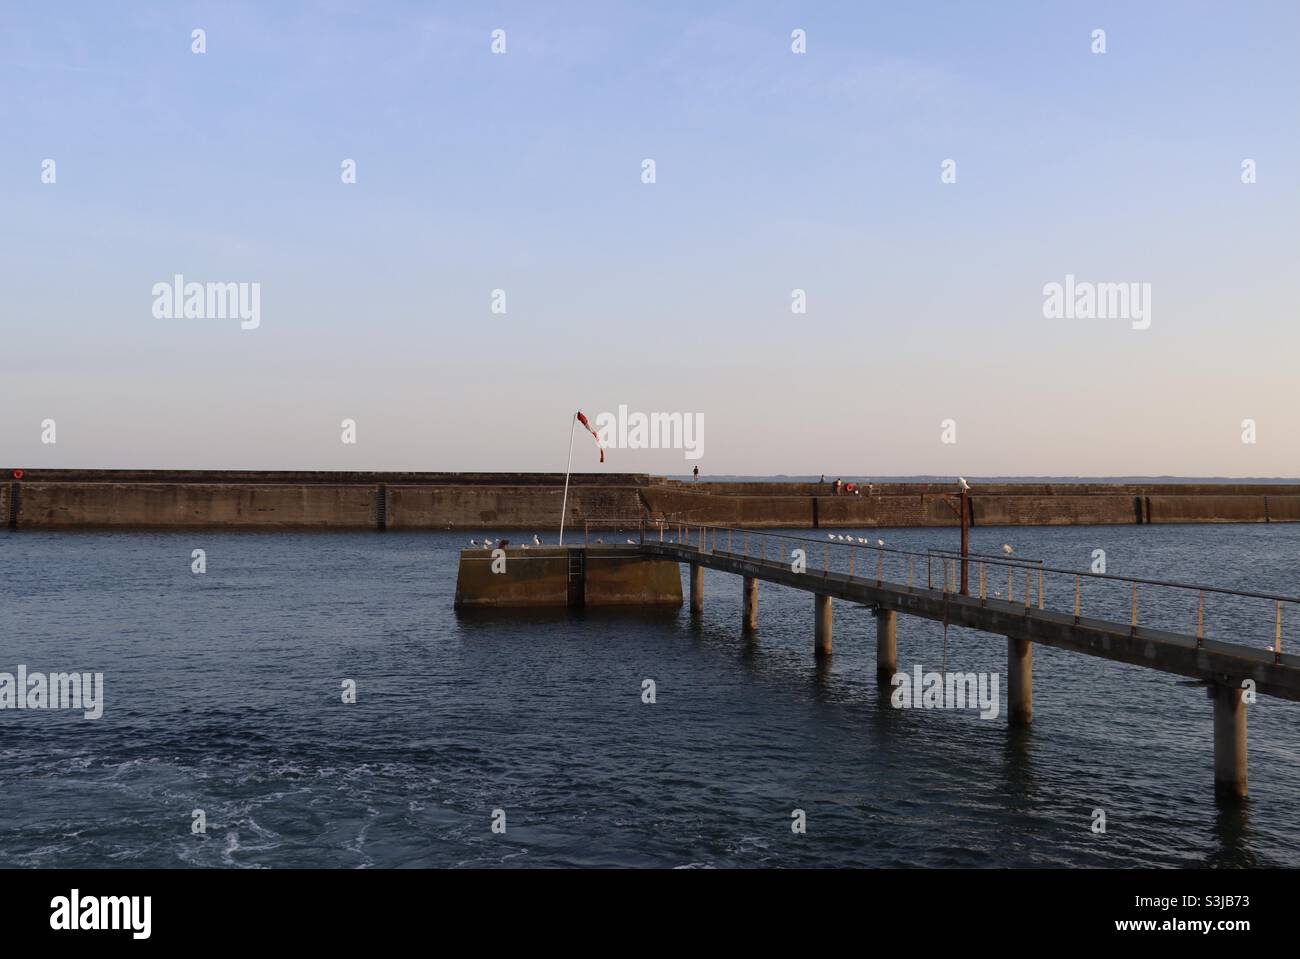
[669,475,1300,484]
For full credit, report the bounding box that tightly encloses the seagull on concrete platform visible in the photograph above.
[533,534,542,545]
[959,476,971,492]
[1002,543,1014,555]
[483,538,494,548]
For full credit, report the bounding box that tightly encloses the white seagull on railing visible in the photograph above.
[959,476,971,492]
[877,538,885,547]
[533,534,542,545]
[1002,543,1014,555]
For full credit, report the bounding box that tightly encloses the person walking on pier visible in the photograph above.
[693,465,699,482]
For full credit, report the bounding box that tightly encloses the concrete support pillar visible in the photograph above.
[1211,683,1248,802]
[1007,636,1033,727]
[814,594,832,658]
[742,576,759,634]
[689,563,704,616]
[875,609,897,679]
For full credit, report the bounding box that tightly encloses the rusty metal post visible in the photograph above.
[959,487,969,595]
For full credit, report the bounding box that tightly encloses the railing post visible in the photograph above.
[1038,569,1044,610]
[1074,575,1082,624]
[980,563,987,605]
[849,548,855,578]
[876,550,883,586]
[1196,590,1204,646]
[1275,602,1283,663]
[907,557,914,592]
[1130,583,1138,635]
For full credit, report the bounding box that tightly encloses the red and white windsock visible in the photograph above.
[576,410,605,463]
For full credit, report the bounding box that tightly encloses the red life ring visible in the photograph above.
[12,469,23,479]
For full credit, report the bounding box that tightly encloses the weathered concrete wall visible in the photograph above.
[453,547,682,608]
[584,551,683,606]
[389,485,642,530]
[5,471,1298,530]
[454,548,570,608]
[640,487,815,527]
[1267,496,1300,522]
[17,483,377,529]
[973,495,1138,526]
[1147,495,1272,524]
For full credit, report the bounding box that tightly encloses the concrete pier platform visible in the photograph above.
[453,545,683,609]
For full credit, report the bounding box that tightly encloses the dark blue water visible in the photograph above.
[2,524,1297,868]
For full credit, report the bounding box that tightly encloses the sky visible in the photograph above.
[2,1,1298,477]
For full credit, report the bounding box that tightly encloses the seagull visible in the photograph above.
[827,533,836,540]
[1002,544,1014,555]
[626,538,635,544]
[596,538,604,544]
[469,539,478,547]
[533,534,542,545]
[877,538,885,547]
[483,539,494,548]
[959,476,971,492]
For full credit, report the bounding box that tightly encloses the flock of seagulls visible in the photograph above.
[827,533,886,546]
[467,532,635,548]
[470,534,542,549]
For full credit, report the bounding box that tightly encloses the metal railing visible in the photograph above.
[651,521,1298,662]
[580,518,647,545]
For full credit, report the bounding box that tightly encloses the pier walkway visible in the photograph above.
[631,523,1300,802]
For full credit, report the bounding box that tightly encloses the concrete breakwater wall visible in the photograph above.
[453,546,683,609]
[3,470,1298,530]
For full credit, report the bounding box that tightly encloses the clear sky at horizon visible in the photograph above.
[3,1,1298,477]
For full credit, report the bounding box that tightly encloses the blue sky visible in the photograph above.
[3,1,1298,475]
